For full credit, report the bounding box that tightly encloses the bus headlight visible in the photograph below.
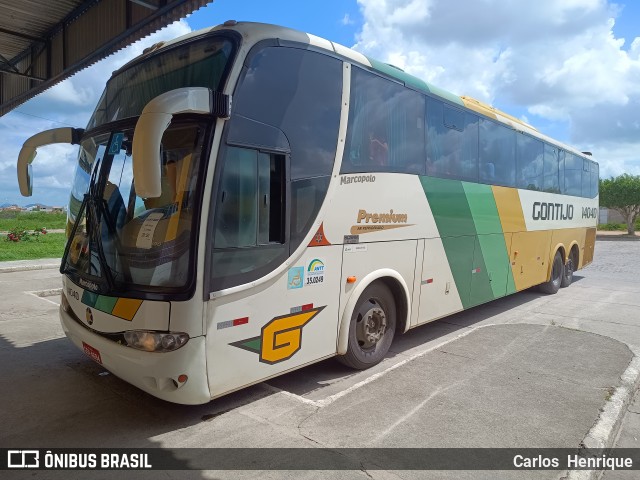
[123,331,189,352]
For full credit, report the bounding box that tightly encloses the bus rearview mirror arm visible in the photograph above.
[17,127,84,197]
[132,87,231,198]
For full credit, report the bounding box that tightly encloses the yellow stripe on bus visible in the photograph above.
[111,298,143,321]
[492,186,526,233]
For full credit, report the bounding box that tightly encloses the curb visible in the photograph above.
[566,355,640,480]
[0,262,60,274]
[596,235,640,242]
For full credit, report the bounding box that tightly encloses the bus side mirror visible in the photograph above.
[132,87,231,198]
[17,127,84,196]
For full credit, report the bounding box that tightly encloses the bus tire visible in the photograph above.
[539,251,564,294]
[337,282,396,370]
[561,250,577,288]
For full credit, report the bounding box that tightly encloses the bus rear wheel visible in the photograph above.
[338,283,396,370]
[561,250,577,288]
[539,251,564,294]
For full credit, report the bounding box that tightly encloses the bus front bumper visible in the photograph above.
[60,306,211,405]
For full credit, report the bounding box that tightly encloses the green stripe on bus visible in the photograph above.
[94,295,118,314]
[421,177,516,309]
[462,183,516,298]
[420,176,476,308]
[82,290,98,308]
[366,57,464,106]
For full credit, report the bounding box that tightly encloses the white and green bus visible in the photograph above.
[17,21,598,404]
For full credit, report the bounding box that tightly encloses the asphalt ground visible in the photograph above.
[1,240,640,480]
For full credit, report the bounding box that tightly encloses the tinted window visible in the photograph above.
[559,150,566,195]
[516,134,544,190]
[426,98,479,181]
[342,67,426,174]
[479,119,516,186]
[234,46,342,179]
[291,176,330,252]
[590,161,599,198]
[211,146,287,290]
[543,144,560,193]
[89,37,235,129]
[563,153,582,196]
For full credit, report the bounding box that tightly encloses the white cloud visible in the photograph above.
[354,0,640,177]
[342,13,355,25]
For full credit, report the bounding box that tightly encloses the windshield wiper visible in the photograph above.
[61,158,113,291]
[61,132,122,293]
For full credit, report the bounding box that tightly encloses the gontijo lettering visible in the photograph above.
[532,202,574,221]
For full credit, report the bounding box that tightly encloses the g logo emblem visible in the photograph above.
[86,307,94,326]
[230,306,325,364]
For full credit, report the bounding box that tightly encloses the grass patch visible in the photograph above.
[0,233,66,261]
[598,223,627,231]
[598,220,640,231]
[0,211,66,231]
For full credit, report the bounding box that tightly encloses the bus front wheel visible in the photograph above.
[539,251,564,294]
[338,282,396,370]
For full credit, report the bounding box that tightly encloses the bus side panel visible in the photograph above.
[462,182,515,303]
[583,227,596,267]
[205,245,343,398]
[469,234,511,306]
[549,227,586,269]
[510,230,553,290]
[417,237,464,325]
[340,240,417,327]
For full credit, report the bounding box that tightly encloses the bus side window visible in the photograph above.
[590,161,599,198]
[582,158,591,198]
[562,153,582,196]
[210,146,287,291]
[425,98,478,182]
[543,144,560,193]
[479,119,516,187]
[341,67,425,175]
[516,134,543,191]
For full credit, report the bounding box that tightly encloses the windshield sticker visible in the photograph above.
[344,245,368,253]
[135,212,164,249]
[229,306,326,364]
[306,259,325,286]
[287,266,304,290]
[108,132,124,155]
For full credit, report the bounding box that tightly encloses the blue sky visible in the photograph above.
[1,0,639,206]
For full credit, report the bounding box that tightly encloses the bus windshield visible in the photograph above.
[87,35,235,129]
[64,120,209,294]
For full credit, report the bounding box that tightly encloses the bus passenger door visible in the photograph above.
[204,146,343,398]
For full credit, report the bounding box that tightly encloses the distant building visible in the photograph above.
[599,208,625,224]
[0,205,22,212]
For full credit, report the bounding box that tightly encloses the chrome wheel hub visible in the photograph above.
[357,306,387,349]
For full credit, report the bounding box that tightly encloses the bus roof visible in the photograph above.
[122,21,594,162]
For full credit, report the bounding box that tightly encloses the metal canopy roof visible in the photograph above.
[0,0,212,116]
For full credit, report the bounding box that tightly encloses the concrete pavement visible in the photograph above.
[0,257,60,273]
[1,240,640,480]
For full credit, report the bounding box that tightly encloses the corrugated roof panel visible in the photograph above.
[0,0,212,116]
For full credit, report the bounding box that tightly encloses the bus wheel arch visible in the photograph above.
[337,270,410,358]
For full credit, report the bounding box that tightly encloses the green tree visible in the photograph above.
[600,174,640,234]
